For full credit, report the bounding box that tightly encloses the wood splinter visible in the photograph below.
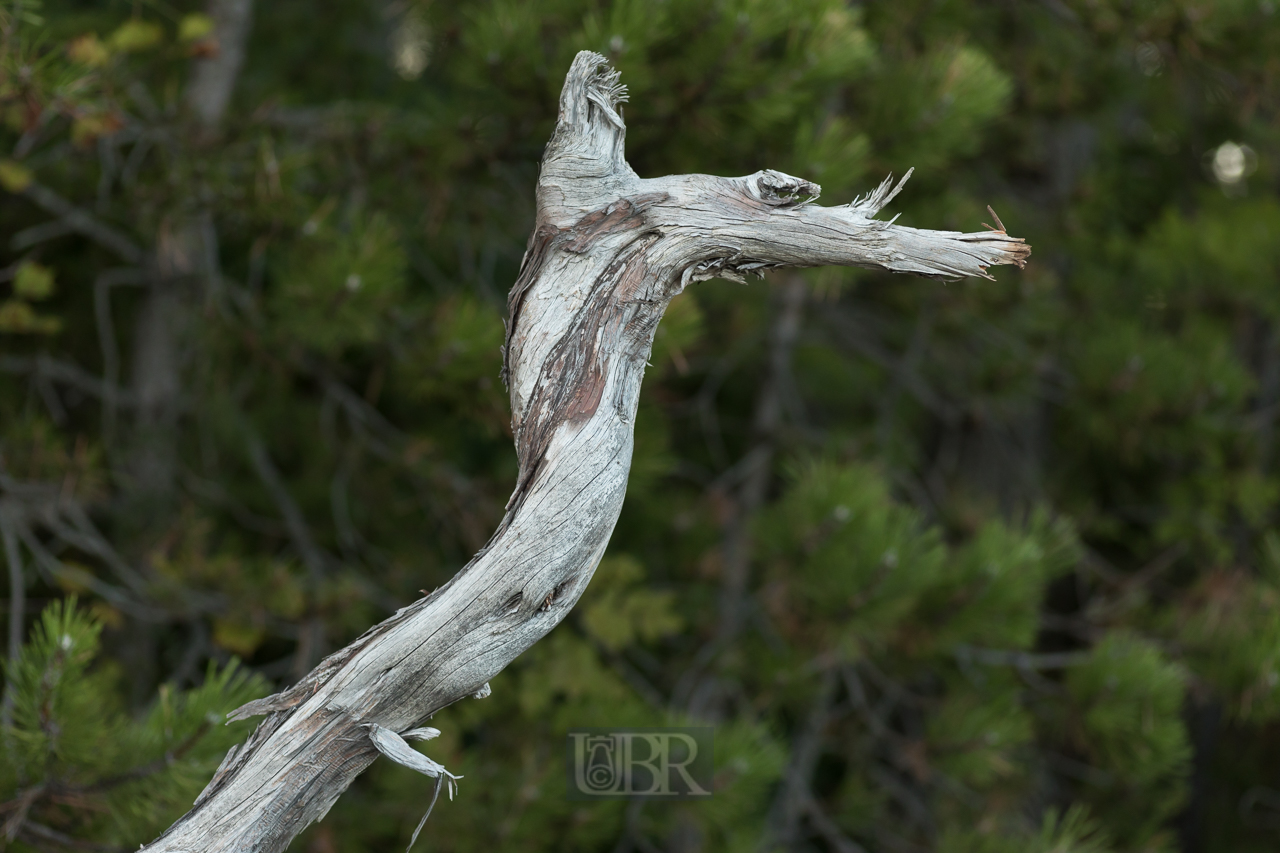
[142,51,1029,853]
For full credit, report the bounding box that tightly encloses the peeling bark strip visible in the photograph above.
[142,52,1028,852]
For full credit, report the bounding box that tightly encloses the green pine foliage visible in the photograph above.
[271,211,408,355]
[941,804,1114,853]
[1061,634,1190,848]
[2,0,1279,850]
[1,599,266,847]
[756,461,1099,845]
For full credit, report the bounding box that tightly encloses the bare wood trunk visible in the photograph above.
[678,275,807,722]
[719,276,806,645]
[125,0,254,514]
[142,52,1028,852]
[127,225,191,507]
[186,0,254,130]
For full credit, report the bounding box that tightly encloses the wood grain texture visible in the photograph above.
[142,51,1029,852]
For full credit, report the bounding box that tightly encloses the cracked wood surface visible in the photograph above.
[141,51,1029,852]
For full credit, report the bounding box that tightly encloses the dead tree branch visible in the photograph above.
[141,52,1028,852]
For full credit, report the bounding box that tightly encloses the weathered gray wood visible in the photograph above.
[142,51,1028,853]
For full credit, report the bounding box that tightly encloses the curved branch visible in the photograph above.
[142,51,1029,852]
[642,167,1029,282]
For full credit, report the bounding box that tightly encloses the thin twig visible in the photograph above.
[982,205,1007,234]
[14,524,165,622]
[1,504,25,729]
[243,430,331,583]
[42,501,151,594]
[766,666,839,848]
[0,356,130,404]
[823,305,957,421]
[876,295,937,453]
[952,645,1087,670]
[17,183,146,264]
[803,793,869,853]
[243,427,332,676]
[10,219,77,250]
[19,819,130,852]
[93,268,150,441]
[406,774,444,853]
[2,783,43,844]
[70,721,213,795]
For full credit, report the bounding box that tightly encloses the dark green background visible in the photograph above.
[1,1,1278,851]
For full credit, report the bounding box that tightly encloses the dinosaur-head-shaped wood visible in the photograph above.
[143,50,1028,853]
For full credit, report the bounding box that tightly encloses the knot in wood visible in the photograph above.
[747,169,821,207]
